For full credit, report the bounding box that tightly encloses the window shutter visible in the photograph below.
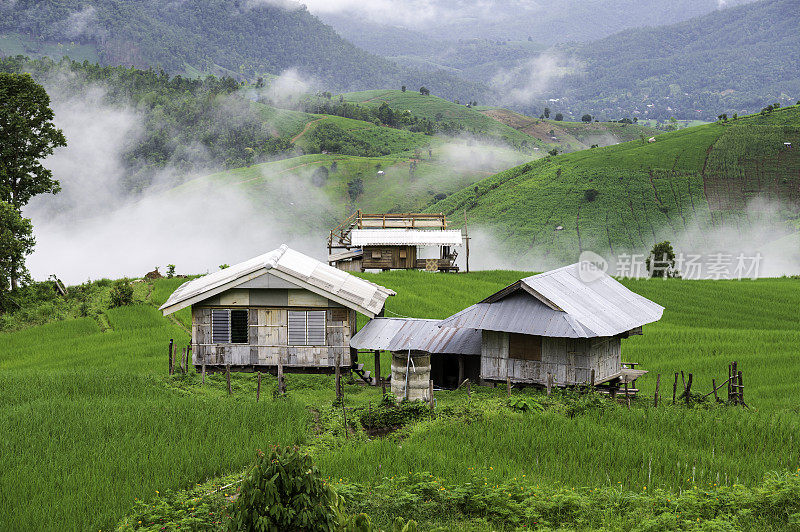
[211,310,230,343]
[288,311,307,345]
[306,311,326,345]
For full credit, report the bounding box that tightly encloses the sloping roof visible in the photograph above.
[351,229,463,246]
[350,318,481,355]
[159,245,395,317]
[440,262,664,338]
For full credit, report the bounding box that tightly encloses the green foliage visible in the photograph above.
[166,265,175,278]
[109,279,134,308]
[505,396,544,413]
[0,201,34,297]
[359,400,428,431]
[0,71,66,209]
[228,446,337,532]
[646,241,678,278]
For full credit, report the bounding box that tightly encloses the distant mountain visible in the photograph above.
[319,0,758,55]
[0,0,484,100]
[545,0,800,120]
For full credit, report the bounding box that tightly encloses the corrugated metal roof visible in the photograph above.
[160,245,395,317]
[441,262,664,338]
[350,229,463,246]
[351,318,481,355]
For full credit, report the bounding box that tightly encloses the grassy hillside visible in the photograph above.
[481,108,662,151]
[433,105,800,263]
[2,272,800,530]
[340,90,539,148]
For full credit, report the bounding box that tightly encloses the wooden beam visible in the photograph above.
[653,373,661,407]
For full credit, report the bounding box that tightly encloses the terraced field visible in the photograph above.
[434,105,800,265]
[2,273,800,530]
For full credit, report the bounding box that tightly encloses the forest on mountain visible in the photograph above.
[548,0,800,120]
[0,0,484,101]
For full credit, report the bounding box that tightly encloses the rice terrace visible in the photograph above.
[2,1,800,531]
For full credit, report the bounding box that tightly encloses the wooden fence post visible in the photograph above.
[381,377,386,396]
[186,344,192,373]
[467,380,472,401]
[168,339,174,375]
[731,361,737,403]
[256,372,261,403]
[712,378,718,402]
[654,374,661,407]
[738,371,744,405]
[334,352,342,401]
[373,350,381,387]
[672,373,678,404]
[180,347,187,374]
[685,373,693,404]
[624,381,630,409]
[506,376,511,397]
[546,373,553,397]
[727,364,732,402]
[429,380,434,413]
[201,363,206,386]
[590,369,595,388]
[226,364,232,396]
[278,358,286,395]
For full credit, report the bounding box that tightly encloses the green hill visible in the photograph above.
[339,90,539,148]
[0,0,484,100]
[3,272,800,530]
[433,104,800,262]
[549,0,800,121]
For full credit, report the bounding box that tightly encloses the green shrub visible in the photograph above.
[110,280,134,308]
[228,446,338,532]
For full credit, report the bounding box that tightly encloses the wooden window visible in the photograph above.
[509,333,542,361]
[288,310,327,346]
[371,250,382,259]
[399,249,407,259]
[211,309,249,344]
[331,308,349,322]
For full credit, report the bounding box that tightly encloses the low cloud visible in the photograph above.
[255,68,317,109]
[490,51,582,106]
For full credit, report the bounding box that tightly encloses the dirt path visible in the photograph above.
[291,117,326,143]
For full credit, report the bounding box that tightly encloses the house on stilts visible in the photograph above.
[328,211,465,272]
[159,245,394,381]
[351,262,664,397]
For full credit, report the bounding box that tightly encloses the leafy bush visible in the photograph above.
[110,280,134,308]
[228,446,338,532]
[584,188,599,202]
[360,401,428,431]
[506,396,544,413]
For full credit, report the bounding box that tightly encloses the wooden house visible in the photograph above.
[159,245,395,376]
[350,263,663,399]
[328,211,463,272]
[440,263,664,389]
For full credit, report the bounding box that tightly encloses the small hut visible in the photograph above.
[440,263,664,389]
[159,245,395,375]
[350,318,481,400]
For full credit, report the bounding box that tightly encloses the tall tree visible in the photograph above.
[0,73,66,290]
[0,73,66,210]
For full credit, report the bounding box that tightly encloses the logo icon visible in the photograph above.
[577,251,608,282]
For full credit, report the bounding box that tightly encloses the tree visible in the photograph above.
[554,113,564,121]
[646,241,678,278]
[0,73,66,290]
[401,85,406,92]
[581,114,592,123]
[0,201,34,297]
[110,279,134,307]
[0,73,66,210]
[543,107,551,118]
[419,86,430,96]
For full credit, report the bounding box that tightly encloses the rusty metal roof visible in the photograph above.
[441,262,664,338]
[351,318,481,355]
[160,245,395,317]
